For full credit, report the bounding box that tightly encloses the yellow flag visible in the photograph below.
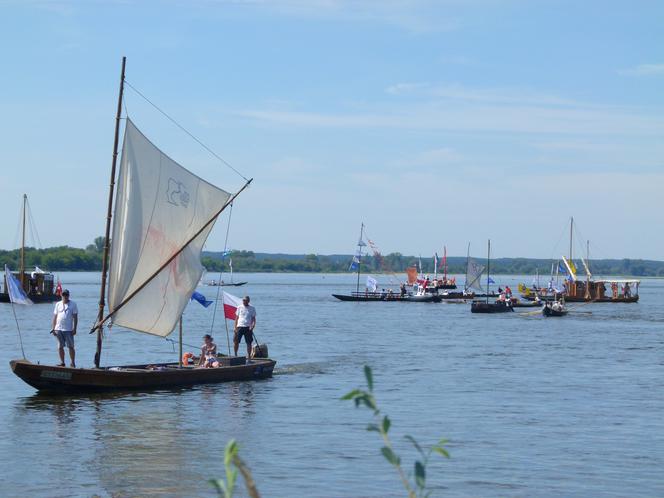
[568,260,577,275]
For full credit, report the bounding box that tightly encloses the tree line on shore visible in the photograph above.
[2,239,663,277]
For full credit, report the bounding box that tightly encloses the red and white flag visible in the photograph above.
[222,291,242,320]
[55,279,62,297]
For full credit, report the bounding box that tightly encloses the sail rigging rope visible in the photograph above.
[122,79,249,183]
[209,203,235,355]
[9,301,26,359]
[25,197,43,249]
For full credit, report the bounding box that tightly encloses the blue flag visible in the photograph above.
[4,265,32,305]
[488,277,495,284]
[191,291,213,308]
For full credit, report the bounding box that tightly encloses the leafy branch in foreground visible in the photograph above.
[210,439,261,498]
[342,366,450,498]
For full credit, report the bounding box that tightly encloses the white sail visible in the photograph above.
[108,119,231,337]
[465,257,485,292]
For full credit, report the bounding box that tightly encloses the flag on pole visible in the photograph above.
[190,291,213,308]
[406,266,418,285]
[366,275,377,292]
[4,265,33,305]
[222,291,242,320]
[349,254,360,271]
[55,279,62,297]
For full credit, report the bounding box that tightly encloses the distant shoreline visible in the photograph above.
[2,246,662,277]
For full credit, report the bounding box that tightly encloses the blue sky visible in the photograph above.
[1,0,663,259]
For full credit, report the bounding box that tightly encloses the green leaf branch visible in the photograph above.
[342,366,450,497]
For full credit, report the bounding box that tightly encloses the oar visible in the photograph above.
[519,308,544,317]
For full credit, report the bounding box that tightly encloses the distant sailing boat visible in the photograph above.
[470,239,513,313]
[519,217,640,303]
[1,194,59,304]
[332,224,436,302]
[205,257,248,287]
[11,57,275,392]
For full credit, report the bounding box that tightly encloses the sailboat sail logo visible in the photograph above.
[167,178,190,207]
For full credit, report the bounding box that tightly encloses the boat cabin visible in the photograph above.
[3,270,56,298]
[563,278,639,300]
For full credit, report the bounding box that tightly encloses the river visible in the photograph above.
[0,272,662,497]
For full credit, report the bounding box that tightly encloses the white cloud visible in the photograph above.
[237,100,664,136]
[619,63,664,76]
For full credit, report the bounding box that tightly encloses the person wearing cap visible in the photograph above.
[233,295,256,358]
[51,289,78,367]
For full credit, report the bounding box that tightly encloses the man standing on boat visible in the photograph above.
[51,289,78,367]
[233,295,256,358]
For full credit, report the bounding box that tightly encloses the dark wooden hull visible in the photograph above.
[0,292,60,304]
[470,301,514,313]
[439,292,475,300]
[523,294,638,303]
[9,358,276,393]
[332,293,439,302]
[511,300,541,308]
[542,306,568,317]
[205,281,248,287]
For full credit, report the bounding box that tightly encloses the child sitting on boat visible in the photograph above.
[199,334,219,368]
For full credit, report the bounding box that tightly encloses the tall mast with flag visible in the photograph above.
[351,223,366,293]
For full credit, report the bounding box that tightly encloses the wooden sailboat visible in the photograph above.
[520,217,640,303]
[10,57,275,392]
[331,225,437,302]
[470,240,513,313]
[205,258,247,287]
[1,194,59,303]
[435,246,457,289]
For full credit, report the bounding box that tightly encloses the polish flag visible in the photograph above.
[223,291,242,320]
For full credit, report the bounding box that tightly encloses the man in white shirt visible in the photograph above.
[234,295,256,357]
[51,289,78,367]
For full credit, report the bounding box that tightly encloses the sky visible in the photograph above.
[1,0,663,260]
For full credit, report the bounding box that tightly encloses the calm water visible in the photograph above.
[1,272,663,497]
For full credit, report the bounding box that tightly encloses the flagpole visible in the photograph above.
[20,194,26,291]
[178,316,183,368]
[356,223,364,294]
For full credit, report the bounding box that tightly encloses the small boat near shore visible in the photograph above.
[1,195,60,304]
[205,280,248,287]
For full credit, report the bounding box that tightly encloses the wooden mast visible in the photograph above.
[20,194,26,290]
[94,56,126,369]
[486,239,490,304]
